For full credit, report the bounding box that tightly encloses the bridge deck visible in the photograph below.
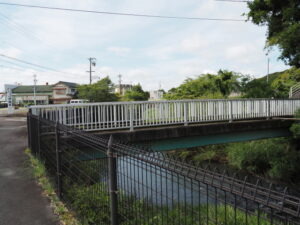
[95,118,293,150]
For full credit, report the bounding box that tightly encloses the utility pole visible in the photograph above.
[118,74,122,95]
[87,57,96,84]
[33,74,37,105]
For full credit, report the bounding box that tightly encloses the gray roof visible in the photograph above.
[55,81,78,88]
[12,85,53,94]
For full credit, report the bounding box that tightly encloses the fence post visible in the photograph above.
[114,105,117,127]
[37,116,41,158]
[229,100,233,122]
[55,121,62,199]
[129,105,134,131]
[27,113,31,149]
[267,99,271,120]
[184,102,188,126]
[107,135,118,225]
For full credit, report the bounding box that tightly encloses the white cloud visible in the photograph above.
[226,44,257,63]
[107,47,131,56]
[180,35,209,53]
[0,47,22,58]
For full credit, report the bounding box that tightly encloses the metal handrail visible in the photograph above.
[290,83,300,98]
[29,98,300,131]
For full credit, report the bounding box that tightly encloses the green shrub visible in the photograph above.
[66,183,110,225]
[290,109,300,139]
[227,138,300,181]
[193,150,216,162]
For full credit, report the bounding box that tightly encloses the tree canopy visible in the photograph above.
[122,84,150,101]
[164,70,243,100]
[247,0,300,67]
[77,77,118,102]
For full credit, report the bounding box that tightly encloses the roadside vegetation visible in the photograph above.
[25,148,80,225]
[26,147,271,225]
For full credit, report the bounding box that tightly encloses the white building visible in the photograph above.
[149,90,164,100]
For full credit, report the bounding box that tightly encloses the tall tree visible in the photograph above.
[122,84,150,101]
[77,77,118,102]
[247,0,300,67]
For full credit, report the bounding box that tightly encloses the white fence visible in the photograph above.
[30,99,300,131]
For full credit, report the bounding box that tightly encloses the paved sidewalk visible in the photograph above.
[0,117,59,225]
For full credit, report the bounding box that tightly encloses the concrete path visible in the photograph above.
[0,117,59,225]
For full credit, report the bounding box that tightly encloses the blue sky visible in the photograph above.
[0,0,289,92]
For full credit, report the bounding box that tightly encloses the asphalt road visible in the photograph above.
[0,117,59,225]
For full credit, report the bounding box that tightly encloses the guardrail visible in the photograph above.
[30,99,300,131]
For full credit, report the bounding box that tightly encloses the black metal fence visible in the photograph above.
[27,113,300,225]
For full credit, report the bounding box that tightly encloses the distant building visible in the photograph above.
[12,84,53,105]
[149,90,164,100]
[115,84,133,96]
[51,81,78,104]
[0,92,5,103]
[4,84,18,102]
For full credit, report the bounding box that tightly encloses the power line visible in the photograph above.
[0,64,24,71]
[0,10,68,57]
[0,2,245,22]
[0,57,42,71]
[0,54,84,76]
[215,0,250,2]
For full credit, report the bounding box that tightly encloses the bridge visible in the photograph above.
[30,98,300,150]
[27,99,300,224]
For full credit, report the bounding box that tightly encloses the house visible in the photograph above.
[12,84,53,105]
[50,81,78,104]
[0,92,5,103]
[114,84,132,96]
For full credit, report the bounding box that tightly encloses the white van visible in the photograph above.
[70,99,89,104]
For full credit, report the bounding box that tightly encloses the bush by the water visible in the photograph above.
[227,138,300,181]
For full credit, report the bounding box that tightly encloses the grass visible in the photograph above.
[26,148,274,225]
[25,148,80,225]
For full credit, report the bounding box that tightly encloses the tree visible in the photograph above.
[271,67,300,97]
[122,84,150,101]
[164,70,243,100]
[77,77,118,102]
[242,79,274,98]
[247,0,300,67]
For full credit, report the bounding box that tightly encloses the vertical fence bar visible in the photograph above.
[229,100,233,122]
[107,135,118,225]
[37,116,41,158]
[267,99,271,119]
[27,113,31,149]
[55,121,62,199]
[184,102,188,126]
[129,104,134,131]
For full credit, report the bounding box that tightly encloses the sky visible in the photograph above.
[0,0,290,92]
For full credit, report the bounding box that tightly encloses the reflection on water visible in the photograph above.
[115,154,227,206]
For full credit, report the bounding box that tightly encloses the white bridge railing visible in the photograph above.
[289,83,300,98]
[30,99,300,131]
